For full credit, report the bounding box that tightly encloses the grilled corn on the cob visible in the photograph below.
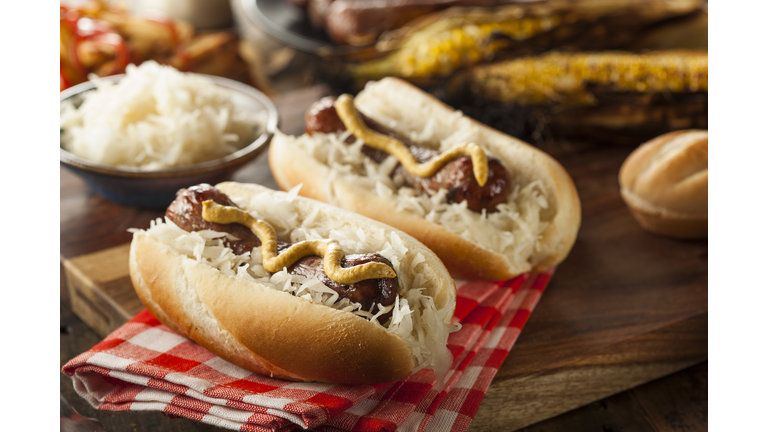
[446,50,708,143]
[356,14,561,78]
[460,50,708,107]
[351,0,704,79]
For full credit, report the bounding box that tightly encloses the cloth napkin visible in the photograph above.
[63,269,553,432]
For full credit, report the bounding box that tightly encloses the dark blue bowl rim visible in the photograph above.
[60,73,279,179]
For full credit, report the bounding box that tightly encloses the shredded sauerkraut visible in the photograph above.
[130,186,455,376]
[289,126,551,272]
[60,61,267,170]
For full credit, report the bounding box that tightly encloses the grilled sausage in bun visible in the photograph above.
[269,77,581,280]
[129,182,457,384]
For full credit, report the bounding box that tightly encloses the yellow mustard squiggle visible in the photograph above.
[334,94,489,186]
[201,200,397,284]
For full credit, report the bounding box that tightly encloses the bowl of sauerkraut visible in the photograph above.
[60,62,278,208]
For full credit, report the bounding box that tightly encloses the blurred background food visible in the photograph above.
[260,0,708,144]
[293,0,707,51]
[133,0,234,29]
[343,0,706,80]
[60,0,269,92]
[60,0,287,207]
[61,0,708,146]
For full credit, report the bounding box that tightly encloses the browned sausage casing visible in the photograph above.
[166,184,263,255]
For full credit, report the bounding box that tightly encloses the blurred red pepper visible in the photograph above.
[60,3,130,90]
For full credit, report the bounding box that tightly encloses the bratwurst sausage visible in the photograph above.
[304,96,511,212]
[166,184,262,255]
[166,184,398,311]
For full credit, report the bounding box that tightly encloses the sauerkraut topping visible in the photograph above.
[60,61,267,170]
[131,186,455,378]
[289,127,550,273]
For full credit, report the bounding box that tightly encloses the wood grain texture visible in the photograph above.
[494,143,707,379]
[63,244,142,337]
[60,85,707,431]
[472,313,706,430]
[514,362,708,432]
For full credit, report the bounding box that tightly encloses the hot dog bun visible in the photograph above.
[269,77,581,280]
[619,129,708,238]
[129,182,456,384]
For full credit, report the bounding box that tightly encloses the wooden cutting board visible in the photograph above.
[60,85,707,431]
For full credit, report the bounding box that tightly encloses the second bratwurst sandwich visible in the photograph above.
[269,77,581,280]
[129,182,457,384]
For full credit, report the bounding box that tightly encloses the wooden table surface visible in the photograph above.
[60,85,708,431]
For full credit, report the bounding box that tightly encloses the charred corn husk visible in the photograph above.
[351,0,704,80]
[459,50,708,107]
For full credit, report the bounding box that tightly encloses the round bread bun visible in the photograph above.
[619,129,708,238]
[129,182,456,384]
[269,77,581,280]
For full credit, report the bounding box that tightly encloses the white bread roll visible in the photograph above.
[129,182,456,384]
[619,129,708,238]
[269,77,581,280]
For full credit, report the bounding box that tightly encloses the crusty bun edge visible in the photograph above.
[129,182,456,384]
[269,77,581,280]
[620,188,707,238]
[130,236,311,381]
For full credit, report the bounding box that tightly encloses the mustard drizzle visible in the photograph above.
[201,200,397,284]
[334,94,489,186]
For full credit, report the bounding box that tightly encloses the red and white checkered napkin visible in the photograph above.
[63,269,553,432]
